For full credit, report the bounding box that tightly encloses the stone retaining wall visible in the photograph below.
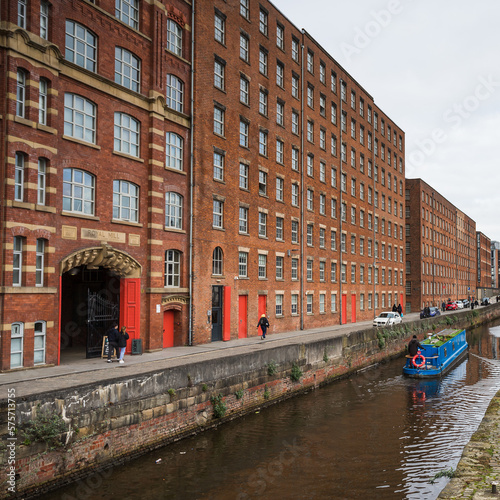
[1,306,499,499]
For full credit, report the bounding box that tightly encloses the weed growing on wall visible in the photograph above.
[290,363,303,382]
[21,408,67,447]
[267,360,278,376]
[210,393,226,419]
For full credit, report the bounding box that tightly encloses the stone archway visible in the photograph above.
[60,243,142,278]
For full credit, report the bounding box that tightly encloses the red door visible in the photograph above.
[257,295,267,334]
[119,278,140,354]
[163,310,174,348]
[238,295,248,339]
[351,294,356,323]
[341,294,347,324]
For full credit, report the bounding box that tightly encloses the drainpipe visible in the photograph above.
[299,34,305,331]
[338,79,343,325]
[188,0,195,346]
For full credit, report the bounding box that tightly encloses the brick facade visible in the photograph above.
[405,178,476,312]
[476,231,492,291]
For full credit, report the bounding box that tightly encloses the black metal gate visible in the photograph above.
[87,290,119,358]
[211,286,223,342]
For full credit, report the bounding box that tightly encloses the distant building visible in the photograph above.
[405,179,476,311]
[491,241,500,289]
[476,232,492,296]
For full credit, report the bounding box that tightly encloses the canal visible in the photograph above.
[41,320,500,500]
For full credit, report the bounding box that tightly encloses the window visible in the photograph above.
[239,120,249,147]
[292,74,299,98]
[65,21,96,71]
[166,75,184,112]
[259,89,268,116]
[16,69,26,118]
[307,154,314,176]
[292,111,299,134]
[39,78,48,124]
[14,152,24,202]
[331,135,337,156]
[341,80,346,102]
[292,148,299,171]
[239,206,248,233]
[213,199,224,228]
[258,254,267,278]
[213,151,224,181]
[320,62,326,84]
[275,294,283,316]
[276,62,284,87]
[240,0,249,19]
[291,294,298,315]
[331,71,337,93]
[259,130,267,156]
[239,162,248,189]
[240,34,249,62]
[214,12,225,44]
[307,225,313,246]
[259,8,268,35]
[114,113,140,157]
[34,321,46,365]
[259,212,267,237]
[37,243,47,291]
[212,247,223,276]
[259,170,267,195]
[292,37,299,62]
[307,85,314,108]
[307,50,314,73]
[320,129,326,150]
[113,180,139,222]
[276,177,284,201]
[276,256,284,280]
[307,188,314,210]
[64,93,96,143]
[306,259,313,280]
[214,59,224,90]
[320,162,326,182]
[167,19,182,56]
[166,133,183,170]
[276,24,284,49]
[331,102,337,125]
[11,323,23,369]
[239,252,248,277]
[164,250,180,287]
[259,48,268,75]
[320,95,326,117]
[213,105,225,135]
[319,294,325,313]
[307,121,314,142]
[116,0,139,29]
[37,158,47,205]
[307,294,313,314]
[115,48,140,92]
[331,293,337,313]
[13,236,23,286]
[320,194,326,215]
[276,101,285,127]
[291,220,299,243]
[240,76,249,105]
[272,216,283,241]
[331,199,337,218]
[291,258,298,280]
[319,227,325,246]
[18,0,27,28]
[63,168,94,215]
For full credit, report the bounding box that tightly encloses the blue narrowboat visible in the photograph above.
[403,328,468,378]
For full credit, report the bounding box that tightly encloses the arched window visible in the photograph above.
[212,247,223,276]
[34,321,46,365]
[165,192,183,229]
[113,180,139,222]
[13,236,24,286]
[65,20,97,71]
[11,322,24,368]
[63,168,95,215]
[15,152,25,201]
[38,158,47,205]
[167,19,182,56]
[16,69,27,117]
[115,47,140,92]
[114,112,140,157]
[166,75,183,112]
[164,250,180,287]
[64,93,96,143]
[36,238,46,286]
[39,78,48,124]
[116,0,139,29]
[166,133,183,170]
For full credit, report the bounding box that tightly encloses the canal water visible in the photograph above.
[42,320,500,500]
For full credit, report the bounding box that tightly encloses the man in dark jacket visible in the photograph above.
[408,335,425,357]
[257,314,270,339]
[107,323,120,362]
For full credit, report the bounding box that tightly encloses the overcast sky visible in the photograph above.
[272,0,500,241]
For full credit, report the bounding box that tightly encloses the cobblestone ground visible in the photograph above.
[439,392,500,499]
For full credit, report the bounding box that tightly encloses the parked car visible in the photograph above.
[373,311,403,327]
[455,300,464,309]
[429,306,441,317]
[461,299,470,308]
[481,297,490,306]
[420,306,442,319]
[445,302,458,311]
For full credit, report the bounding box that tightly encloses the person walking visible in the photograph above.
[106,323,120,363]
[117,326,129,364]
[397,303,403,317]
[257,314,270,340]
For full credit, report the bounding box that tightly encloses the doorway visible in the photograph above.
[211,286,223,342]
[238,295,248,339]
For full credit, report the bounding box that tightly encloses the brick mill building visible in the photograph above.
[0,0,407,370]
[476,231,492,296]
[405,178,477,311]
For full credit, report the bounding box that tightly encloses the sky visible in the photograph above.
[272,0,500,241]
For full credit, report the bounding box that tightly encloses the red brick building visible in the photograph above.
[191,0,406,344]
[405,179,476,311]
[476,231,492,294]
[0,0,192,369]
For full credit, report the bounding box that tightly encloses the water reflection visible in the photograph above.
[40,321,500,500]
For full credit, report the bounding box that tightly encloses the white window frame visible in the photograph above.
[114,112,140,157]
[276,294,283,316]
[116,0,139,29]
[64,93,96,144]
[239,252,248,277]
[215,13,225,44]
[214,59,225,90]
[15,152,24,202]
[34,321,46,365]
[213,151,224,181]
[11,322,24,368]
[166,75,184,112]
[213,199,223,228]
[240,34,249,61]
[239,162,248,189]
[40,1,49,39]
[258,254,267,278]
[115,47,140,92]
[62,168,95,215]
[164,250,180,287]
[212,247,223,276]
[65,20,97,71]
[18,0,27,28]
[240,77,249,104]
[167,19,182,57]
[166,132,183,170]
[39,78,47,125]
[13,236,23,287]
[35,239,45,287]
[214,106,225,136]
[165,192,183,229]
[37,158,46,205]
[16,69,26,118]
[239,207,248,233]
[239,120,248,148]
[113,180,139,222]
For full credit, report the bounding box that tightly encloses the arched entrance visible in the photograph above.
[59,244,141,360]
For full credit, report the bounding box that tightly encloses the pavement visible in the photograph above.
[0,305,483,398]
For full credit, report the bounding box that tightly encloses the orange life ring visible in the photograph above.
[412,351,426,368]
